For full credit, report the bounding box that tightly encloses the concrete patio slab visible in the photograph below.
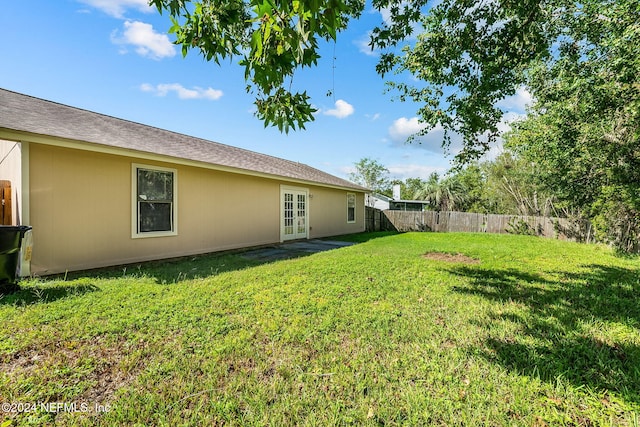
[240,239,356,262]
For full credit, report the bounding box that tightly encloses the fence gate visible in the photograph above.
[0,180,11,225]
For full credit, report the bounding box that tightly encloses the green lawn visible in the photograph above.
[1,232,639,426]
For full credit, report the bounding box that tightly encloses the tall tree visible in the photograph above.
[505,0,640,251]
[448,163,489,213]
[483,153,556,217]
[401,177,427,200]
[414,172,467,211]
[152,1,638,158]
[153,0,627,159]
[349,157,390,192]
[151,0,365,133]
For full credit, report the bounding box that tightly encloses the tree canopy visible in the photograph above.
[150,0,365,133]
[349,157,390,192]
[151,0,638,161]
[505,0,640,251]
[152,0,640,251]
[413,172,467,211]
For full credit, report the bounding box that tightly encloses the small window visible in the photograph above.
[347,193,356,223]
[132,164,177,238]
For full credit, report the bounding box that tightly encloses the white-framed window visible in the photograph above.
[132,163,177,238]
[347,192,356,223]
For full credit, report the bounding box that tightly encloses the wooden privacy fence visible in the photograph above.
[366,207,593,242]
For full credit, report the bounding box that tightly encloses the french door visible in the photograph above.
[281,187,308,241]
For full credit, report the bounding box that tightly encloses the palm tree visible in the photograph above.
[414,172,467,211]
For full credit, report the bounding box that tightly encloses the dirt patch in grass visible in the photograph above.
[0,335,148,411]
[422,252,480,264]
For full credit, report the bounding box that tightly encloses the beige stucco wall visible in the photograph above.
[307,186,365,239]
[27,143,364,274]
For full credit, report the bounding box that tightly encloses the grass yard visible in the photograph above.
[1,232,639,426]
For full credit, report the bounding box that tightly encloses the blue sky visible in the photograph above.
[1,0,531,185]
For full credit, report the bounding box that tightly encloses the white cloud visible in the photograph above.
[355,32,378,57]
[389,117,428,141]
[388,164,447,180]
[112,21,175,60]
[338,164,355,177]
[388,116,464,155]
[323,99,354,119]
[497,111,526,133]
[140,83,223,100]
[388,109,531,159]
[375,5,394,26]
[470,111,526,161]
[495,86,533,113]
[78,0,152,18]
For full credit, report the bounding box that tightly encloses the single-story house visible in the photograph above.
[388,200,430,211]
[0,88,367,275]
[367,192,393,211]
[369,185,430,211]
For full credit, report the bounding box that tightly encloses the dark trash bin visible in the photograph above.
[0,225,32,293]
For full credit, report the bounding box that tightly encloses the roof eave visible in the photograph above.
[0,127,367,193]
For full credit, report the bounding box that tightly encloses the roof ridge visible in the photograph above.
[0,88,268,157]
[0,88,334,172]
[0,88,367,191]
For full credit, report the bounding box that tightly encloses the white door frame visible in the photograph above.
[280,185,309,241]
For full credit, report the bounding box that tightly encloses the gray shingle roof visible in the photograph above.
[0,88,367,191]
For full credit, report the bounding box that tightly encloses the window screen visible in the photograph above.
[347,193,356,223]
[137,167,174,233]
